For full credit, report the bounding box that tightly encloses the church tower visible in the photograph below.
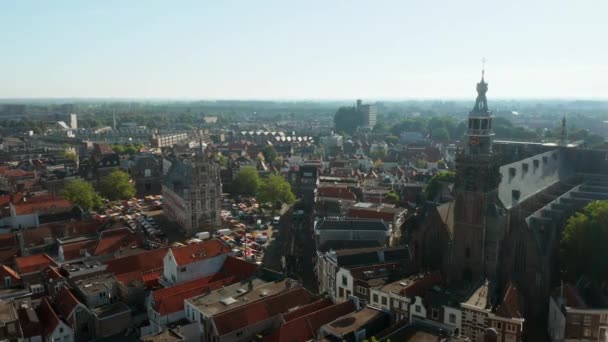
[451,67,503,282]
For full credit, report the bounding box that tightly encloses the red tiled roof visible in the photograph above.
[282,299,333,322]
[213,287,315,336]
[152,273,235,316]
[105,247,168,275]
[0,264,21,281]
[0,194,24,206]
[94,228,142,256]
[318,186,357,201]
[94,143,115,155]
[0,247,19,264]
[37,297,61,336]
[60,239,98,261]
[142,270,163,288]
[15,253,58,274]
[54,287,81,319]
[0,233,17,246]
[170,239,232,266]
[347,208,398,222]
[221,256,258,276]
[12,195,73,215]
[401,271,442,298]
[42,266,64,282]
[495,283,522,319]
[264,300,357,342]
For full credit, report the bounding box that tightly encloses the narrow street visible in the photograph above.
[261,207,317,293]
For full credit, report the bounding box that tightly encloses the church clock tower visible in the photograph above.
[451,67,503,282]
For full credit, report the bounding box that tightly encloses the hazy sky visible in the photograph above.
[1,0,607,99]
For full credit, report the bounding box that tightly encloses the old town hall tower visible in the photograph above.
[451,69,504,282]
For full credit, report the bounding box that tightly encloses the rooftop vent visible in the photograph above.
[220,297,238,306]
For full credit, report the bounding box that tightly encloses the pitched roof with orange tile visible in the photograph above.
[12,195,73,215]
[42,266,64,282]
[170,239,232,266]
[15,253,58,274]
[495,283,522,319]
[212,287,316,336]
[60,239,98,261]
[105,247,168,275]
[264,300,357,342]
[0,264,21,281]
[221,256,258,276]
[94,227,142,256]
[53,287,81,319]
[317,186,357,201]
[37,297,61,336]
[152,273,235,316]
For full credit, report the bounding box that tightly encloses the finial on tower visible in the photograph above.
[481,58,487,81]
[560,115,567,146]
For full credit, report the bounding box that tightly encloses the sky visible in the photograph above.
[1,0,607,100]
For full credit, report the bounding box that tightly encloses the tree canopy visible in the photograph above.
[232,168,261,197]
[560,200,608,282]
[60,179,103,210]
[258,174,296,205]
[334,106,364,134]
[423,171,456,200]
[262,145,278,162]
[99,170,136,201]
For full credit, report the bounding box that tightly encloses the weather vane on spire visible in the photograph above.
[481,57,487,80]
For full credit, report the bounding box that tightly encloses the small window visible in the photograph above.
[415,305,421,313]
[512,190,521,202]
[542,156,548,164]
[583,315,592,326]
[509,167,516,177]
[449,313,456,324]
[342,276,347,286]
[180,266,187,272]
[522,163,529,173]
[533,159,540,168]
[432,309,439,319]
[373,294,379,303]
[381,296,387,305]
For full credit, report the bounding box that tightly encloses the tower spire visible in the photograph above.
[560,115,567,146]
[481,58,486,81]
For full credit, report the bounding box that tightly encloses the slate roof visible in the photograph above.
[315,218,388,231]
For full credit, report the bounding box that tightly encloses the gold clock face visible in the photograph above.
[469,136,480,146]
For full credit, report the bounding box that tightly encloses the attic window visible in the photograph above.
[522,163,529,173]
[542,156,548,164]
[512,190,521,202]
[509,167,516,177]
[533,160,540,168]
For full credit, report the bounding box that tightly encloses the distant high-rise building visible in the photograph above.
[70,113,78,129]
[356,99,377,129]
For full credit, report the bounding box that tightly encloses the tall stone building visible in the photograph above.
[162,150,222,235]
[451,70,504,282]
[410,69,608,320]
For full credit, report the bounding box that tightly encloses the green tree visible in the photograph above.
[99,170,136,201]
[424,171,456,200]
[258,174,296,205]
[62,150,78,162]
[232,168,261,196]
[60,179,103,210]
[385,190,400,202]
[561,200,608,282]
[262,145,278,162]
[430,127,450,141]
[334,106,362,134]
[385,135,399,145]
